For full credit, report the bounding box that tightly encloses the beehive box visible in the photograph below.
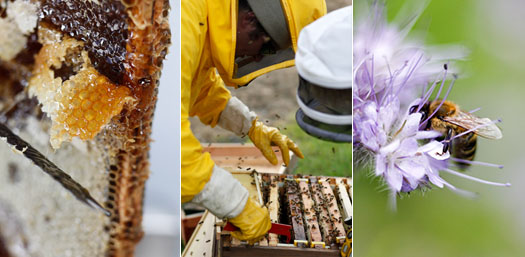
[202,143,298,174]
[182,172,352,257]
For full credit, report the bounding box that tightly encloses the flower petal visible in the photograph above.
[420,141,450,160]
[380,139,400,155]
[386,166,403,192]
[375,154,387,176]
[415,130,442,140]
[397,138,419,156]
[398,113,421,138]
[363,102,378,121]
[398,159,426,179]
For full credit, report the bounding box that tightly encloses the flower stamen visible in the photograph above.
[419,74,457,128]
[451,157,504,169]
[419,63,449,112]
[469,107,482,113]
[418,71,444,112]
[364,56,378,104]
[395,53,424,97]
[443,168,511,187]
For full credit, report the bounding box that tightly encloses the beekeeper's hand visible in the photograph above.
[218,97,304,166]
[190,165,270,243]
[248,118,303,165]
[229,197,271,243]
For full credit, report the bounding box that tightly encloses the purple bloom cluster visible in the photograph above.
[353,3,509,205]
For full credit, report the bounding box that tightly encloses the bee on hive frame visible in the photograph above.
[410,99,502,169]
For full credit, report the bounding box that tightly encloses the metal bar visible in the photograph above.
[254,173,268,246]
[0,122,109,216]
[268,176,280,246]
[347,178,352,202]
[182,211,216,257]
[222,246,340,257]
[337,181,352,223]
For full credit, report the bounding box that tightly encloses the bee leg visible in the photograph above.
[442,128,453,153]
[419,110,427,124]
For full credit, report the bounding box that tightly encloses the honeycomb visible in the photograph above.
[40,0,128,85]
[101,1,170,255]
[0,0,171,256]
[28,27,133,149]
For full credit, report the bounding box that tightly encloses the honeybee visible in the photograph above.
[410,100,502,169]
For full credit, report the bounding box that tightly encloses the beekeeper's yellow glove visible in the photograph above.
[229,197,271,244]
[218,97,304,166]
[248,117,304,166]
[190,165,271,243]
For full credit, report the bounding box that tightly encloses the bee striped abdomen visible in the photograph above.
[452,132,477,170]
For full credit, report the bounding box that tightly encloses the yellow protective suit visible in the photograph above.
[181,0,327,202]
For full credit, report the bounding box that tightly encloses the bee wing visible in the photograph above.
[443,111,502,139]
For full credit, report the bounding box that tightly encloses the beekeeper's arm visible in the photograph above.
[183,110,271,243]
[181,2,269,241]
[218,96,304,166]
[182,74,271,242]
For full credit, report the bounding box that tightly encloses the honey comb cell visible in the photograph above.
[40,0,128,85]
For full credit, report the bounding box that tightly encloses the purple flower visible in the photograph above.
[353,2,509,205]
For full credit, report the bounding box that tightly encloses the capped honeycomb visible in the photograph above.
[28,27,134,149]
[40,0,128,84]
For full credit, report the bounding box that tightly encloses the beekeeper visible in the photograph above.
[295,6,352,143]
[181,0,326,242]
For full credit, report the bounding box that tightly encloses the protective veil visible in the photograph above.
[295,6,352,142]
[181,0,326,203]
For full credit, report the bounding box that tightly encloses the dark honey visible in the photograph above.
[14,32,42,66]
[40,0,128,84]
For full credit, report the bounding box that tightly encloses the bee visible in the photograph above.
[410,99,502,169]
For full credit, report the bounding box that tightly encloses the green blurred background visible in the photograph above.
[355,0,525,256]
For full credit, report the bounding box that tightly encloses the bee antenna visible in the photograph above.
[419,64,449,112]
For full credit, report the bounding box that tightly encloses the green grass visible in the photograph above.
[283,121,351,177]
